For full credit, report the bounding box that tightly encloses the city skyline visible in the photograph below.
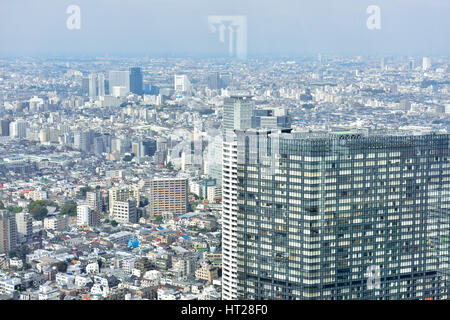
[0,0,449,303]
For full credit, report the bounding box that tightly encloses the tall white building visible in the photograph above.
[29,96,44,112]
[97,73,106,97]
[112,199,137,224]
[109,71,130,97]
[88,73,98,98]
[207,133,223,184]
[174,75,191,94]
[16,212,32,244]
[221,94,253,300]
[77,204,92,227]
[423,57,432,71]
[86,191,102,212]
[9,120,27,139]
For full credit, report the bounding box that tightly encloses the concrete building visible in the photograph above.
[109,70,130,97]
[236,130,450,300]
[129,67,143,95]
[108,186,140,215]
[423,57,432,71]
[15,212,32,244]
[112,199,137,224]
[9,120,27,139]
[148,178,188,215]
[174,74,191,94]
[0,210,17,254]
[221,94,253,300]
[76,204,92,227]
[195,264,219,284]
[43,215,68,232]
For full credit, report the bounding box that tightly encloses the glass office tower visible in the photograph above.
[129,67,143,95]
[236,130,450,300]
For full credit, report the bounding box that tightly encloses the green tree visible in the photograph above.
[123,154,134,162]
[30,206,48,221]
[111,220,118,227]
[55,261,68,272]
[0,200,4,209]
[166,162,174,170]
[9,245,29,260]
[28,200,58,212]
[7,207,23,213]
[60,201,77,216]
[8,250,18,258]
[77,187,93,197]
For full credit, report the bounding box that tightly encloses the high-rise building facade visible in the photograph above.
[207,72,225,90]
[423,57,432,71]
[97,73,106,97]
[222,94,253,300]
[108,186,140,215]
[174,75,191,94]
[0,210,17,254]
[0,119,10,136]
[112,199,137,224]
[148,178,188,215]
[223,94,253,135]
[109,70,130,96]
[235,130,450,300]
[9,120,27,139]
[15,212,32,244]
[252,108,291,130]
[88,73,98,98]
[129,67,143,95]
[77,204,92,227]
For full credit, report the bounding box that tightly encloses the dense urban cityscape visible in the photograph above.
[0,54,449,300]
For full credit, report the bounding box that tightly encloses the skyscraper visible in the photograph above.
[207,72,224,90]
[97,73,106,97]
[109,70,130,96]
[16,211,32,244]
[174,75,191,94]
[223,94,253,135]
[88,73,98,98]
[0,119,10,136]
[235,130,450,300]
[129,67,143,95]
[0,210,17,254]
[81,77,90,96]
[423,57,432,71]
[9,120,27,139]
[222,94,253,300]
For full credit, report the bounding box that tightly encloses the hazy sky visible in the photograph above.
[0,0,448,57]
